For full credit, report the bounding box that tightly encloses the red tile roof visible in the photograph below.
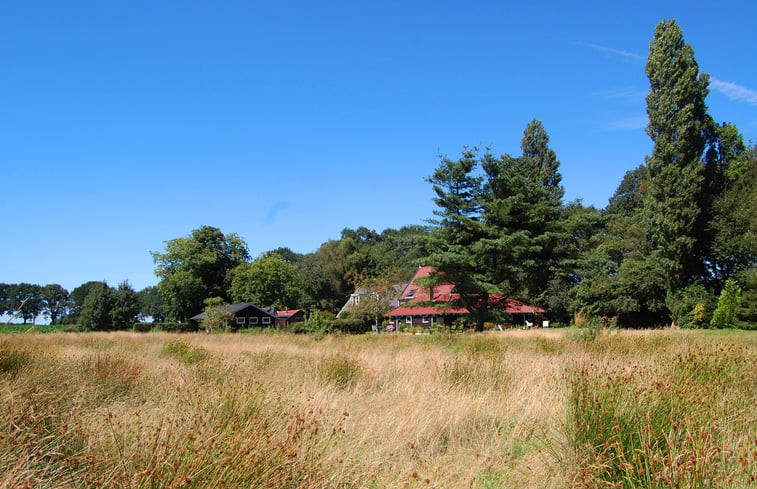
[388,267,545,317]
[276,310,301,318]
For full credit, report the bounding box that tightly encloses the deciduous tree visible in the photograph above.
[111,281,140,330]
[228,253,300,309]
[152,225,249,322]
[40,284,70,325]
[78,282,114,331]
[643,18,714,291]
[137,286,164,322]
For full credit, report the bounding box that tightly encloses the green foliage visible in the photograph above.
[153,225,249,322]
[292,225,429,314]
[161,339,209,365]
[569,20,755,329]
[573,255,668,328]
[665,283,716,328]
[711,279,742,328]
[316,353,362,388]
[605,165,647,219]
[297,310,333,339]
[131,322,153,332]
[734,269,756,329]
[332,317,367,334]
[136,285,164,322]
[67,280,106,323]
[643,19,714,291]
[341,272,401,326]
[131,322,192,332]
[423,121,564,330]
[111,281,140,330]
[228,252,301,309]
[711,144,757,279]
[40,284,70,325]
[78,282,114,331]
[3,283,43,324]
[571,316,616,342]
[200,297,234,333]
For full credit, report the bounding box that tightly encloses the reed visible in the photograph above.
[0,329,753,488]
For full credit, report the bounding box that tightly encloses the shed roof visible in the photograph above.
[190,303,277,321]
[276,309,302,319]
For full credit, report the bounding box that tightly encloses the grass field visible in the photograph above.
[1,329,755,488]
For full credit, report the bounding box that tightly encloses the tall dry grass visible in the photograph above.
[0,329,754,488]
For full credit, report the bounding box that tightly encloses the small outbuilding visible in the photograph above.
[276,309,305,328]
[190,303,277,330]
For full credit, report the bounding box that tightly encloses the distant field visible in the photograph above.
[0,324,67,334]
[1,329,755,488]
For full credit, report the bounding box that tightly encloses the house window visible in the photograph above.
[354,295,360,304]
[406,289,417,299]
[422,317,429,324]
[406,318,412,325]
[236,317,245,325]
[251,317,259,325]
[262,316,271,325]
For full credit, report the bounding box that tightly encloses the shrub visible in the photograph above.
[317,354,363,388]
[666,284,716,328]
[131,322,153,332]
[299,310,333,339]
[161,339,208,365]
[149,322,195,332]
[331,317,369,334]
[571,316,615,341]
[711,279,742,328]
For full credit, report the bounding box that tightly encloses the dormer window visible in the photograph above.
[406,288,417,299]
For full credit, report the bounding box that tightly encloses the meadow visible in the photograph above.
[1,329,755,488]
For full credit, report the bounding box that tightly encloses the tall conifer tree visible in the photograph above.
[643,19,713,292]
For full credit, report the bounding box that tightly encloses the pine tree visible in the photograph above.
[424,148,492,330]
[424,122,565,330]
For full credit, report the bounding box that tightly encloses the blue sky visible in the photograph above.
[2,0,756,294]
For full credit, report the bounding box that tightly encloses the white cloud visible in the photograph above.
[576,42,644,62]
[710,77,757,106]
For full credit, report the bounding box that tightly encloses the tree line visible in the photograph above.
[150,224,429,324]
[5,19,755,331]
[0,281,157,330]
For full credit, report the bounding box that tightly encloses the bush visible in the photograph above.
[571,316,615,342]
[149,322,196,333]
[131,322,153,332]
[317,354,363,388]
[293,311,333,339]
[711,279,742,328]
[332,318,369,334]
[161,339,208,365]
[666,284,716,328]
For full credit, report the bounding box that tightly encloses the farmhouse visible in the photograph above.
[387,266,545,329]
[336,283,408,318]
